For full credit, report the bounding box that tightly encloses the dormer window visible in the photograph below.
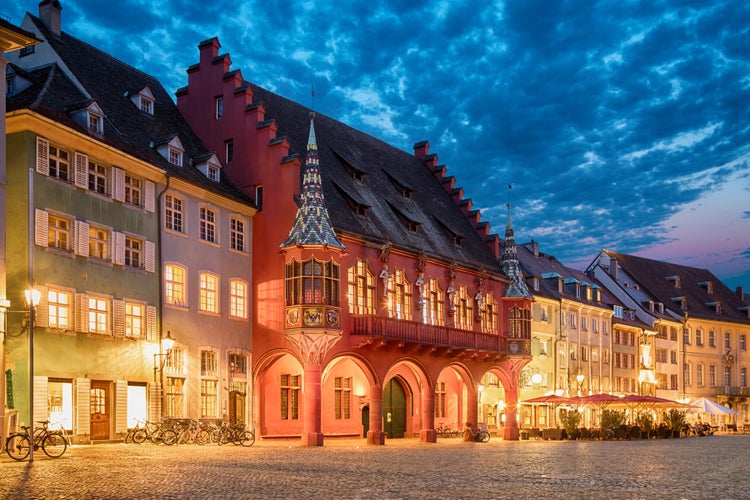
[153,136,185,167]
[69,101,106,137]
[88,112,103,135]
[127,86,156,115]
[667,275,681,288]
[649,300,654,312]
[658,303,664,314]
[699,281,714,295]
[706,301,722,314]
[6,76,15,96]
[207,164,219,181]
[193,153,222,182]
[169,149,182,166]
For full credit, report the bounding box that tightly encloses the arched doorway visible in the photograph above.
[383,378,407,438]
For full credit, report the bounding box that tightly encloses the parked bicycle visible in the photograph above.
[132,420,178,445]
[215,421,255,447]
[435,423,459,439]
[5,420,68,461]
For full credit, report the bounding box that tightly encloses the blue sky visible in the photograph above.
[7,1,750,291]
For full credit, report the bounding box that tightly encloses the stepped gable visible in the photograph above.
[248,83,501,271]
[12,14,251,204]
[604,250,750,323]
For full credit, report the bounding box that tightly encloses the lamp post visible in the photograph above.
[24,288,40,462]
[153,331,175,417]
[0,298,9,438]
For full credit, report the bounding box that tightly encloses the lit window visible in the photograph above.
[165,264,187,306]
[201,350,218,376]
[199,273,218,313]
[165,376,184,418]
[347,259,375,315]
[455,286,473,330]
[281,374,300,420]
[88,161,108,195]
[229,353,247,376]
[230,217,245,252]
[286,257,340,306]
[48,145,70,182]
[89,226,109,260]
[230,280,248,319]
[334,377,351,420]
[124,175,141,206]
[199,207,217,243]
[422,277,444,326]
[88,296,109,334]
[125,302,144,338]
[48,214,72,251]
[125,236,142,268]
[509,306,531,339]
[386,270,411,320]
[47,289,71,330]
[434,382,446,418]
[200,379,218,418]
[165,194,184,233]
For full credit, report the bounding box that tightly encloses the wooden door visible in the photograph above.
[229,390,245,425]
[90,381,110,440]
[382,379,406,438]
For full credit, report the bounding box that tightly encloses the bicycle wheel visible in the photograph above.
[161,429,178,446]
[239,430,255,447]
[6,434,31,461]
[42,433,68,458]
[195,429,210,445]
[132,429,148,444]
[479,431,490,443]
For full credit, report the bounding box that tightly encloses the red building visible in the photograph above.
[177,38,533,444]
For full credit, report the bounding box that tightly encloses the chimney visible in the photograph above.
[39,0,63,36]
[737,286,745,303]
[609,257,619,280]
[531,239,539,257]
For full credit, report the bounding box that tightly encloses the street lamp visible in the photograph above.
[24,288,41,462]
[153,331,176,417]
[576,374,585,397]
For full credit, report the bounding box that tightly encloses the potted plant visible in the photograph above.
[635,411,654,439]
[664,409,686,438]
[559,409,582,439]
[600,409,626,439]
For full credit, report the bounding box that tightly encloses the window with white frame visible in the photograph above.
[709,365,716,387]
[48,214,72,251]
[140,97,153,114]
[725,332,731,350]
[48,144,70,182]
[725,366,732,386]
[165,194,184,233]
[88,296,109,334]
[230,217,245,252]
[199,273,219,313]
[230,279,248,319]
[165,377,185,417]
[709,330,716,347]
[125,302,144,338]
[125,236,143,268]
[229,353,247,376]
[199,207,217,243]
[169,148,182,167]
[697,364,704,386]
[741,367,747,388]
[207,165,220,182]
[88,161,108,195]
[581,317,588,331]
[47,289,72,330]
[165,264,187,306]
[741,334,747,351]
[434,381,446,418]
[201,350,218,376]
[89,226,109,260]
[88,112,103,135]
[124,174,141,207]
[200,379,218,418]
[569,313,577,329]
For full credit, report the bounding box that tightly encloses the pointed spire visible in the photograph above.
[281,112,344,249]
[501,186,533,299]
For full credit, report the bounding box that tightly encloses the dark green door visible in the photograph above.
[383,378,406,438]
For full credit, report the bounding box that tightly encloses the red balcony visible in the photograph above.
[350,315,530,358]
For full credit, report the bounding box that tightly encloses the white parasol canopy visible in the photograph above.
[690,397,736,415]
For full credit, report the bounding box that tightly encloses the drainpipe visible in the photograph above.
[155,173,171,417]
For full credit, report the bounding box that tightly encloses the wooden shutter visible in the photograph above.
[145,240,155,273]
[148,382,161,422]
[73,152,88,189]
[113,167,126,202]
[75,220,90,257]
[34,209,49,247]
[144,180,155,212]
[34,285,49,328]
[33,376,49,423]
[75,293,89,333]
[75,378,90,436]
[112,299,125,337]
[115,380,128,435]
[146,305,157,342]
[113,232,125,265]
[36,137,50,175]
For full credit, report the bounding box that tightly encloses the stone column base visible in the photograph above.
[420,429,437,443]
[503,426,520,441]
[302,432,324,446]
[366,430,386,445]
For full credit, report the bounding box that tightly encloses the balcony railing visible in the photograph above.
[350,315,530,356]
[716,386,750,397]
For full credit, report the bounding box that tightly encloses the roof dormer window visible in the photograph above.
[140,97,154,114]
[127,86,156,116]
[88,111,103,135]
[152,135,185,167]
[193,153,222,182]
[699,281,714,295]
[666,275,681,288]
[169,149,182,166]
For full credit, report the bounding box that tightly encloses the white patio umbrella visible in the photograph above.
[690,397,736,415]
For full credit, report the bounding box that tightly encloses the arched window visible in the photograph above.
[387,269,412,320]
[285,257,340,306]
[422,277,444,326]
[508,306,531,339]
[347,259,375,315]
[455,286,473,330]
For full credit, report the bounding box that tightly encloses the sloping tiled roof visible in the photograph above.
[604,250,750,324]
[247,84,503,273]
[7,14,251,205]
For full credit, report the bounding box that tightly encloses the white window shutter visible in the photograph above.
[36,137,50,175]
[144,180,156,212]
[75,378,91,436]
[75,292,89,333]
[34,209,49,247]
[75,220,90,256]
[115,380,128,435]
[113,299,125,337]
[148,382,161,422]
[34,376,49,423]
[73,152,89,189]
[113,167,126,202]
[145,240,155,273]
[113,232,125,265]
[35,285,49,328]
[146,305,157,341]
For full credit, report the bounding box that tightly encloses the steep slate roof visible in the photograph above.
[603,250,750,324]
[7,14,251,205]
[247,84,503,272]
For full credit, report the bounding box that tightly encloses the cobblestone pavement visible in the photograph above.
[1,435,749,499]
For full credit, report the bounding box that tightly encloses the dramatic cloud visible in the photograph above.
[7,0,749,289]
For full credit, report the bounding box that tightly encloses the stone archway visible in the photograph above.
[253,349,304,439]
[382,377,408,438]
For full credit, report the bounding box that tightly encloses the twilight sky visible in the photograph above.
[7,1,750,291]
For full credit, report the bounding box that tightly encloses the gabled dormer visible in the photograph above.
[332,181,370,217]
[6,65,35,97]
[126,86,155,115]
[192,152,222,182]
[151,135,184,167]
[666,275,681,289]
[699,281,714,295]
[705,301,722,314]
[383,170,413,199]
[68,100,105,137]
[542,272,563,294]
[671,295,688,310]
[332,149,366,183]
[388,202,421,233]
